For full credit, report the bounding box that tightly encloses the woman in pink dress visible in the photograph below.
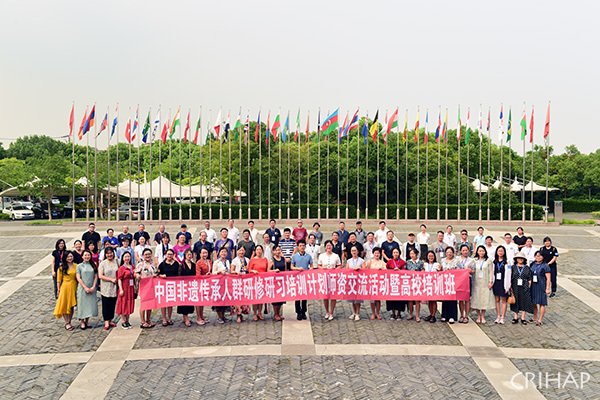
[116,252,136,329]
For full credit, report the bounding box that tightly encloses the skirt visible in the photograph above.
[441,301,458,320]
[492,280,508,297]
[386,300,406,312]
[101,296,117,321]
[177,305,194,315]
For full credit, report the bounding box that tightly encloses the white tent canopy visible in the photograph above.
[471,179,489,193]
[523,180,559,192]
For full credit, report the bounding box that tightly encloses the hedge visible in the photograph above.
[562,199,600,213]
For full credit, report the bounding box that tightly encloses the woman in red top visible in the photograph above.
[194,248,211,325]
[385,247,407,320]
[116,252,136,329]
[248,245,269,321]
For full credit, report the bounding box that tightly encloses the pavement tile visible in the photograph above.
[0,363,85,399]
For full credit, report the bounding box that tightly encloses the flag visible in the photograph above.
[435,111,441,143]
[529,106,534,143]
[141,111,150,144]
[151,108,160,141]
[111,105,118,139]
[193,112,201,145]
[97,112,108,138]
[305,113,310,144]
[520,106,527,140]
[271,113,280,142]
[402,110,408,144]
[213,109,222,140]
[456,106,461,142]
[370,110,379,143]
[124,117,132,143]
[244,114,249,146]
[414,108,420,143]
[317,110,321,142]
[131,107,139,142]
[442,109,448,144]
[465,108,471,144]
[170,108,180,139]
[338,111,348,143]
[69,104,74,137]
[183,111,190,144]
[498,105,504,142]
[295,109,300,142]
[487,109,491,136]
[544,103,550,139]
[348,109,359,131]
[234,111,242,143]
[320,109,339,137]
[424,111,428,144]
[255,111,260,143]
[82,105,95,136]
[161,120,169,145]
[265,112,271,145]
[223,112,231,143]
[78,108,88,140]
[361,114,368,145]
[386,108,399,143]
[282,113,289,143]
[506,108,512,142]
[478,106,483,139]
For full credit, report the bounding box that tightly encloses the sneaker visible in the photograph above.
[355,315,360,321]
[349,314,355,320]
[390,315,396,320]
[302,313,307,320]
[549,293,556,298]
[449,318,455,324]
[328,314,334,321]
[218,318,225,324]
[121,323,128,329]
[297,314,302,321]
[494,317,500,324]
[499,317,505,324]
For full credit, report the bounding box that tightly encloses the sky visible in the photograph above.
[0,0,598,154]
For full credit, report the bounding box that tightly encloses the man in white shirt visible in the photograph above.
[484,236,496,259]
[261,233,274,261]
[416,224,430,261]
[502,232,519,265]
[443,225,456,248]
[305,234,320,269]
[364,232,377,261]
[374,221,389,245]
[248,220,260,244]
[201,220,218,243]
[473,226,486,249]
[227,219,240,243]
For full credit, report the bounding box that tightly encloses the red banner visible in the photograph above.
[139,269,470,310]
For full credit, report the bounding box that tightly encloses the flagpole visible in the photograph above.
[425,109,429,220]
[128,107,133,221]
[356,111,360,219]
[500,107,504,222]
[71,102,76,222]
[487,107,491,221]
[545,102,550,222]
[158,108,162,221]
[417,107,420,221]
[445,108,448,220]
[437,106,441,221]
[219,108,223,220]
[345,110,349,220]
[306,111,310,219]
[365,112,369,220]
[317,108,321,220]
[337,115,341,220]
[93,103,98,222]
[404,109,408,220]
[149,107,154,221]
[508,110,512,222]
[466,108,470,221]
[457,105,461,222]
[116,105,120,222]
[376,111,380,221]
[137,106,141,222]
[258,109,262,220]
[326,110,330,220]
[228,111,232,220]
[107,106,112,221]
[268,110,271,221]
[386,109,390,220]
[298,109,302,219]
[530,106,535,221]
[198,107,203,221]
[248,111,251,220]
[168,108,173,221]
[478,105,482,221]
[188,109,192,220]
[178,106,183,221]
[86,109,90,222]
[278,109,282,220]
[522,102,527,222]
[208,109,213,220]
[239,108,243,220]
[287,112,291,220]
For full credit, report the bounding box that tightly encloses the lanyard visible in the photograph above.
[426,263,434,272]
[393,259,401,269]
[477,260,485,271]
[496,261,504,272]
[461,258,468,269]
[239,257,245,268]
[351,258,359,268]
[532,263,541,275]
[517,265,524,277]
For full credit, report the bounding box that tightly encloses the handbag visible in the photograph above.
[507,293,516,305]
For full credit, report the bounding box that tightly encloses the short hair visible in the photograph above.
[459,244,470,252]
[313,222,320,227]
[504,233,512,237]
[283,228,291,233]
[270,219,276,223]
[477,226,484,231]
[367,232,374,236]
[447,225,453,229]
[323,240,333,248]
[409,248,419,256]
[348,232,356,238]
[297,239,306,246]
[107,228,113,233]
[142,248,153,255]
[166,248,175,255]
[308,233,316,239]
[526,236,534,242]
[104,247,115,256]
[121,236,130,243]
[445,246,455,254]
[255,245,263,252]
[543,236,552,243]
[162,232,170,240]
[534,250,543,257]
[243,229,250,234]
[356,221,362,225]
[420,224,427,228]
[387,230,394,235]
[88,222,95,227]
[248,220,255,224]
[372,247,382,256]
[379,220,386,225]
[437,230,444,235]
[485,235,493,241]
[220,227,229,232]
[331,231,339,237]
[460,229,468,234]
[339,221,345,225]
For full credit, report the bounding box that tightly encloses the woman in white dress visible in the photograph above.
[317,240,342,320]
[471,245,494,323]
[345,246,365,321]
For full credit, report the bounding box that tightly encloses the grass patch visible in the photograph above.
[562,219,597,225]
[25,218,88,225]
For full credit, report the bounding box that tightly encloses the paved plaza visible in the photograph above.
[0,221,599,399]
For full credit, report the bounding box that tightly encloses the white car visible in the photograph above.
[11,201,34,209]
[174,197,197,204]
[3,205,35,220]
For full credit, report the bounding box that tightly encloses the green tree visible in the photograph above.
[23,155,72,221]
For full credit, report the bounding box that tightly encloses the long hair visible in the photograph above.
[55,239,66,251]
[475,245,489,261]
[493,245,506,264]
[81,249,97,272]
[60,250,73,277]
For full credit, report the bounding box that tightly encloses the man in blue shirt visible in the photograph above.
[214,228,235,262]
[336,221,350,247]
[291,239,313,320]
[176,224,193,245]
[265,219,282,247]
[193,231,213,261]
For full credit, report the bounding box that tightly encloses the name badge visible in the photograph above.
[533,275,538,283]
[129,279,134,287]
[478,271,484,279]
[517,278,523,286]
[272,236,276,242]
[496,272,502,280]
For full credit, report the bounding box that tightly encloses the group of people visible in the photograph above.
[52,220,558,330]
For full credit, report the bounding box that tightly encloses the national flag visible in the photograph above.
[282,113,289,143]
[520,106,527,140]
[478,106,483,139]
[223,112,231,143]
[487,108,491,137]
[386,108,399,143]
[338,111,348,143]
[213,109,222,140]
[244,114,249,146]
[271,113,280,142]
[78,108,88,140]
[305,113,310,144]
[96,112,108,138]
[544,103,550,139]
[435,111,441,143]
[82,105,95,136]
[255,111,261,143]
[317,110,321,142]
[506,108,512,142]
[170,108,180,139]
[456,106,461,142]
[161,114,169,145]
[348,109,359,131]
[442,109,448,144]
[295,109,300,142]
[151,108,160,141]
[465,108,471,144]
[110,105,118,139]
[124,117,132,143]
[193,112,201,145]
[234,111,242,143]
[414,108,420,143]
[141,111,150,144]
[131,107,138,142]
[265,112,270,145]
[320,109,339,137]
[424,111,429,144]
[402,110,408,144]
[498,105,504,142]
[184,110,190,144]
[361,113,368,145]
[68,104,74,138]
[529,106,534,143]
[370,110,379,143]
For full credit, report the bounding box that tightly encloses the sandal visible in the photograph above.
[185,322,192,327]
[65,324,74,331]
[521,319,527,325]
[463,318,469,324]
[162,321,168,327]
[406,316,414,321]
[167,320,174,325]
[257,314,265,321]
[370,314,376,320]
[511,318,519,324]
[376,315,382,320]
[148,323,155,328]
[537,321,544,326]
[415,317,421,323]
[253,315,258,321]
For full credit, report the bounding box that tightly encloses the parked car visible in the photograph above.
[174,197,197,204]
[32,204,63,219]
[63,204,100,218]
[110,205,145,220]
[12,201,34,209]
[2,204,35,220]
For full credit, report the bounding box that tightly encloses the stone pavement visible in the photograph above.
[0,222,599,399]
